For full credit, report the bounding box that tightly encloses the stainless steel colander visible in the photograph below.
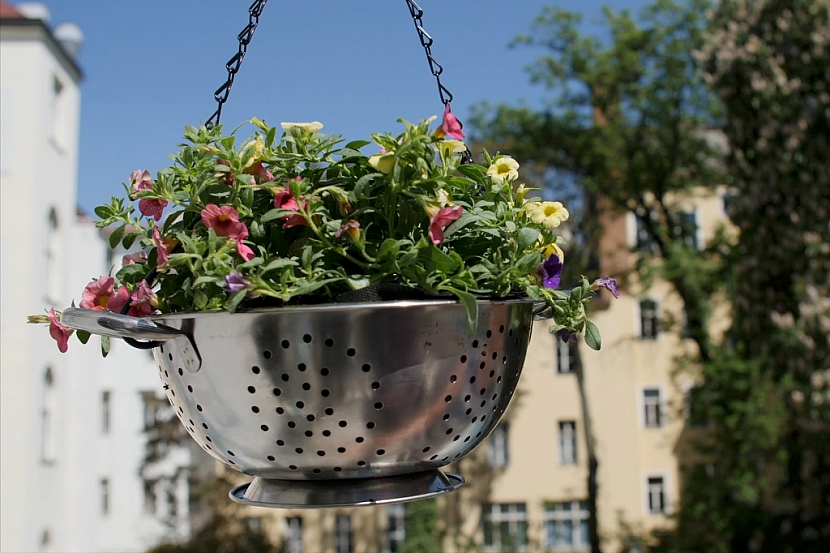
[63,299,536,506]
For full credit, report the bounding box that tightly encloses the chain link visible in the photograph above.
[205,0,269,129]
[405,0,454,106]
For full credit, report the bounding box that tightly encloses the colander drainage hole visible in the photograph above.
[263,350,272,359]
[487,330,493,338]
[252,366,261,374]
[205,444,212,450]
[202,423,208,429]
[288,421,296,428]
[178,368,184,376]
[422,447,431,452]
[371,381,380,390]
[502,355,508,364]
[480,388,486,395]
[302,383,311,391]
[446,428,453,435]
[374,402,383,410]
[376,449,385,455]
[450,375,457,383]
[206,436,212,442]
[281,340,290,349]
[289,465,297,470]
[168,353,173,361]
[499,325,505,333]
[481,350,487,357]
[187,385,193,393]
[189,418,194,425]
[357,461,366,466]
[170,390,176,397]
[305,430,313,437]
[497,376,502,383]
[334,467,342,472]
[252,406,260,413]
[481,400,487,407]
[325,338,335,347]
[492,393,498,400]
[303,334,312,343]
[472,416,478,423]
[317,450,325,456]
[227,450,235,456]
[338,447,346,453]
[228,460,236,465]
[346,348,356,357]
[298,363,306,372]
[430,454,438,461]
[248,386,256,394]
[356,437,364,443]
[281,374,289,382]
[464,395,471,402]
[362,364,371,372]
[366,422,376,429]
[445,395,453,403]
[276,407,285,415]
[481,414,487,421]
[339,420,348,428]
[466,408,472,415]
[323,430,331,437]
[267,455,275,461]
[325,408,334,415]
[460,355,467,363]
[443,414,450,421]
[490,370,496,378]
[261,425,269,431]
[295,447,303,454]
[470,376,476,384]
[313,469,322,474]
[509,329,514,337]
[321,368,330,376]
[274,388,282,396]
[441,456,449,462]
[476,431,482,437]
[321,389,330,397]
[472,340,479,348]
[277,440,285,446]
[164,370,168,377]
[453,435,460,441]
[307,415,315,422]
[479,362,486,369]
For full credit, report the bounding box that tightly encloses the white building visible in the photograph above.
[1,3,189,552]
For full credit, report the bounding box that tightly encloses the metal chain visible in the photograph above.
[205,0,269,129]
[405,0,454,106]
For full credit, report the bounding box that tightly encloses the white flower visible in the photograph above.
[368,153,395,175]
[438,139,467,158]
[280,121,324,133]
[486,156,520,182]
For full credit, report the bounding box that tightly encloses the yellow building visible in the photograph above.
[204,189,731,553]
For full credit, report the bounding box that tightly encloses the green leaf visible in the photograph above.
[227,289,247,313]
[377,238,401,260]
[115,263,147,284]
[457,165,486,184]
[193,276,221,287]
[260,258,298,274]
[261,208,298,223]
[441,286,479,336]
[345,140,371,150]
[516,251,542,274]
[108,225,126,249]
[443,212,480,239]
[585,320,601,351]
[94,206,112,219]
[122,232,139,250]
[101,335,111,357]
[518,227,541,251]
[76,330,91,344]
[429,247,459,273]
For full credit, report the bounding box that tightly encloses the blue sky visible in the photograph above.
[44,0,648,213]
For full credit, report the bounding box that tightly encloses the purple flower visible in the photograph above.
[539,254,563,290]
[591,276,620,298]
[224,272,247,293]
[557,329,577,343]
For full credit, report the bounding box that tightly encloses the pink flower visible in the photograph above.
[274,190,309,229]
[107,285,132,314]
[81,276,116,310]
[122,252,147,266]
[235,240,256,261]
[428,205,463,245]
[201,204,249,239]
[245,161,275,183]
[131,170,168,221]
[128,281,156,316]
[48,308,70,353]
[215,159,235,185]
[437,104,465,140]
[152,226,176,266]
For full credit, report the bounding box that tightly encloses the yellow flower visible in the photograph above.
[280,121,324,133]
[438,139,467,158]
[486,156,519,182]
[526,201,570,229]
[542,241,565,261]
[368,153,396,175]
[250,117,268,131]
[516,183,536,203]
[436,188,451,207]
[242,135,265,167]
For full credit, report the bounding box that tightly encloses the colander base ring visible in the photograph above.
[229,469,464,509]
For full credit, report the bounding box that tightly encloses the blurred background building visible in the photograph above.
[0,3,189,552]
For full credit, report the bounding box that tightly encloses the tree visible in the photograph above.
[658,1,830,551]
[470,2,722,551]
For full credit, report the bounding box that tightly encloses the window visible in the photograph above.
[634,210,660,254]
[556,339,577,374]
[41,368,57,463]
[100,478,110,515]
[45,208,61,302]
[559,421,577,465]
[386,504,406,553]
[640,299,659,339]
[487,424,509,468]
[335,515,353,553]
[722,191,739,219]
[50,76,67,148]
[483,503,528,551]
[545,501,589,550]
[673,210,699,250]
[141,391,161,430]
[284,517,303,553]
[143,478,156,514]
[646,476,666,514]
[643,388,663,428]
[102,391,111,433]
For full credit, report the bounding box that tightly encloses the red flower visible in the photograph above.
[245,161,274,183]
[437,104,465,140]
[274,190,309,229]
[201,204,249,239]
[106,285,132,314]
[80,276,116,310]
[428,205,463,245]
[131,170,168,221]
[235,240,256,261]
[48,308,70,353]
[152,226,176,266]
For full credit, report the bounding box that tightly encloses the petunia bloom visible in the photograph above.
[486,156,520,183]
[438,139,467,158]
[524,201,570,229]
[334,220,360,240]
[274,190,308,228]
[106,285,132,314]
[81,276,116,311]
[129,281,156,316]
[435,104,466,140]
[131,170,168,221]
[244,161,275,183]
[122,252,147,266]
[368,153,395,175]
[557,329,578,343]
[201,204,249,239]
[428,205,463,245]
[48,308,70,353]
[542,242,565,262]
[152,226,176,266]
[539,254,563,290]
[224,272,247,293]
[280,122,323,133]
[235,240,256,261]
[591,276,620,298]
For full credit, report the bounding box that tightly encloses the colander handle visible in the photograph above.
[61,308,183,341]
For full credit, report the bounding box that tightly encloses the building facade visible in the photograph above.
[1,3,189,551]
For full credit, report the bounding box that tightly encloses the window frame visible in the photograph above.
[641,386,664,429]
[643,473,670,515]
[482,503,528,551]
[487,423,510,468]
[284,516,303,553]
[639,298,660,340]
[335,514,353,553]
[558,421,578,465]
[544,500,590,551]
[385,504,406,553]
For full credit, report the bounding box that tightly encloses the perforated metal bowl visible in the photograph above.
[63,300,534,482]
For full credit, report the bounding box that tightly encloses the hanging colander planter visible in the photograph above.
[35,0,616,508]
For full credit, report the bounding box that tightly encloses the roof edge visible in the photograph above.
[0,17,83,82]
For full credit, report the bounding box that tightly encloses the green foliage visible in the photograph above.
[401,498,441,553]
